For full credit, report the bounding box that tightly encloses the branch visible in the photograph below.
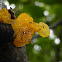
[49,20,62,29]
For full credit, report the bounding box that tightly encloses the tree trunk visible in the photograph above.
[0,1,29,61]
[0,22,29,62]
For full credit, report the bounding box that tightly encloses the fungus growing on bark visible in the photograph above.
[0,8,50,47]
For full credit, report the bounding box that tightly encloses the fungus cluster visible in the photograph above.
[0,8,50,47]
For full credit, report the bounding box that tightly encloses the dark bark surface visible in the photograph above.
[0,22,29,62]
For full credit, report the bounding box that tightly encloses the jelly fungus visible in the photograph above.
[0,8,50,47]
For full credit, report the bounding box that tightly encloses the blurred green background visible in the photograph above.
[4,0,62,62]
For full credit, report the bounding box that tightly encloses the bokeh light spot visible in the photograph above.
[43,11,49,16]
[54,38,60,45]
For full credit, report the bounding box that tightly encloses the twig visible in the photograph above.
[49,20,62,29]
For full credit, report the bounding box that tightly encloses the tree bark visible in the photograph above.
[0,22,29,62]
[0,2,29,61]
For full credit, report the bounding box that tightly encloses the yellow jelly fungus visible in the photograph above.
[17,13,33,22]
[0,8,11,23]
[0,8,50,47]
[38,22,50,37]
